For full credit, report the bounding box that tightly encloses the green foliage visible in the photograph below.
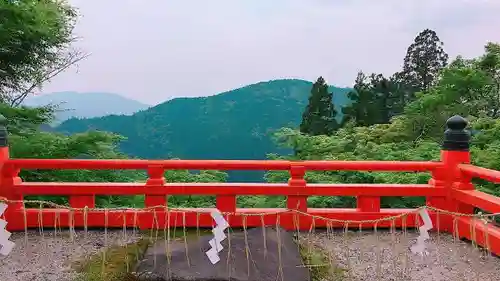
[342,29,449,128]
[0,103,55,135]
[56,79,352,182]
[300,76,339,136]
[341,72,399,127]
[0,0,77,103]
[400,43,500,142]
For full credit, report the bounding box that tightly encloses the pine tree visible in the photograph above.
[400,29,448,96]
[300,76,338,135]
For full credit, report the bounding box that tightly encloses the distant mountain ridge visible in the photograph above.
[56,79,352,181]
[24,92,150,124]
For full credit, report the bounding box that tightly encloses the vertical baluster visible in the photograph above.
[145,165,167,207]
[144,165,166,229]
[286,165,307,230]
[356,196,380,212]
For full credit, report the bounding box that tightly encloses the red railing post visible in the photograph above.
[216,195,236,213]
[433,115,473,232]
[427,167,448,231]
[287,165,307,212]
[356,164,381,211]
[356,196,381,212]
[141,165,167,229]
[69,195,95,208]
[145,165,167,208]
[286,164,307,230]
[0,115,23,230]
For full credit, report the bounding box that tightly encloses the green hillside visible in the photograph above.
[56,79,351,181]
[24,92,150,124]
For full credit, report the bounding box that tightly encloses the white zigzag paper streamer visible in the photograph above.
[206,209,229,264]
[0,203,15,256]
[410,208,433,255]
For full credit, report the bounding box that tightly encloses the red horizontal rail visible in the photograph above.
[451,189,500,214]
[299,160,442,171]
[459,164,500,183]
[455,217,500,256]
[18,182,443,197]
[5,159,291,170]
[6,159,442,171]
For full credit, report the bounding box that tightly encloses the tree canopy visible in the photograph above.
[0,0,86,106]
[400,29,449,94]
[300,76,339,136]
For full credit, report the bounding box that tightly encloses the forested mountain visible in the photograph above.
[24,92,150,124]
[56,79,351,181]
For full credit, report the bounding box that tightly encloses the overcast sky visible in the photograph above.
[41,0,500,105]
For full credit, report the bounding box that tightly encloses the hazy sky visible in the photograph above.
[41,0,500,105]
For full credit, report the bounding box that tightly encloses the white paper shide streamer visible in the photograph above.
[0,203,15,256]
[206,210,229,264]
[411,208,433,255]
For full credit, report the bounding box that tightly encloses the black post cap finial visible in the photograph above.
[0,114,7,147]
[442,115,470,151]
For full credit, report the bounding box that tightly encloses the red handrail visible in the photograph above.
[5,158,441,171]
[459,164,500,183]
[18,182,440,196]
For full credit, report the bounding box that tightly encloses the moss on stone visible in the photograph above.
[73,238,149,281]
[298,241,348,281]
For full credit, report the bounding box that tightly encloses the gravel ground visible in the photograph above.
[0,230,141,281]
[0,229,499,281]
[304,230,500,281]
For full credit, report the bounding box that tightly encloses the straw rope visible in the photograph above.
[2,198,499,221]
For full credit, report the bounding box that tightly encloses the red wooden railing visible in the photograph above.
[0,115,499,255]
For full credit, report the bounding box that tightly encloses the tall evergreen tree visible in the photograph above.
[341,72,371,126]
[369,74,393,124]
[300,76,338,135]
[400,29,448,96]
[389,71,413,115]
[341,72,397,127]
